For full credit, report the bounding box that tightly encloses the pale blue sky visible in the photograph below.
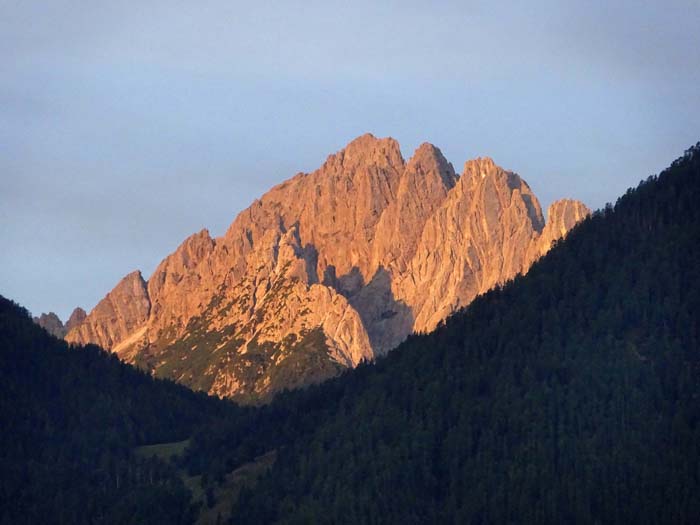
[1,1,698,320]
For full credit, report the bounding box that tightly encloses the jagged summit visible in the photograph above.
[463,156,497,177]
[33,306,91,339]
[324,133,404,173]
[68,270,149,351]
[33,312,65,338]
[65,134,589,402]
[533,198,591,256]
[405,143,457,187]
[547,198,590,225]
[66,307,86,331]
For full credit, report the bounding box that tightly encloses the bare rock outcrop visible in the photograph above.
[65,307,87,332]
[147,229,217,336]
[65,134,589,402]
[537,199,591,256]
[371,143,457,275]
[33,307,87,339]
[33,312,66,338]
[66,271,150,350]
[394,157,545,333]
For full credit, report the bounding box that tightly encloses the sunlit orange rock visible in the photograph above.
[66,134,589,402]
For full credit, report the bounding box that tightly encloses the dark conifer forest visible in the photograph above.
[1,143,700,524]
[0,296,243,524]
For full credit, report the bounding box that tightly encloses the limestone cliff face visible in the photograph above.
[396,157,548,334]
[217,133,405,296]
[65,307,87,333]
[147,229,217,336]
[370,143,457,276]
[538,199,591,255]
[65,134,589,402]
[66,271,150,350]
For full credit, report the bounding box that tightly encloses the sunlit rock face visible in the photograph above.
[65,307,87,332]
[66,134,589,403]
[536,199,592,256]
[67,271,150,351]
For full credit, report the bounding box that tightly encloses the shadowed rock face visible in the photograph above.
[33,312,66,338]
[66,134,589,402]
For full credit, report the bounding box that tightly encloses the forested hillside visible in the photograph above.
[0,297,241,524]
[181,143,700,524]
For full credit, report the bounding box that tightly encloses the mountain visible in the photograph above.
[32,307,86,338]
[181,143,700,523]
[7,143,698,524]
[33,311,65,337]
[0,295,239,524]
[65,134,588,403]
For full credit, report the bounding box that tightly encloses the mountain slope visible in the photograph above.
[65,134,588,402]
[181,143,700,523]
[0,296,240,524]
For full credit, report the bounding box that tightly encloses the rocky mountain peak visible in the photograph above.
[406,143,457,188]
[169,229,215,270]
[547,199,591,237]
[528,198,591,260]
[333,133,404,171]
[33,312,65,338]
[65,307,86,332]
[66,270,150,350]
[122,270,148,291]
[65,135,589,402]
[369,142,458,278]
[33,306,87,339]
[145,229,217,336]
[463,156,498,179]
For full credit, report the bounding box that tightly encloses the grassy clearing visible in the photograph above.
[134,438,191,461]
